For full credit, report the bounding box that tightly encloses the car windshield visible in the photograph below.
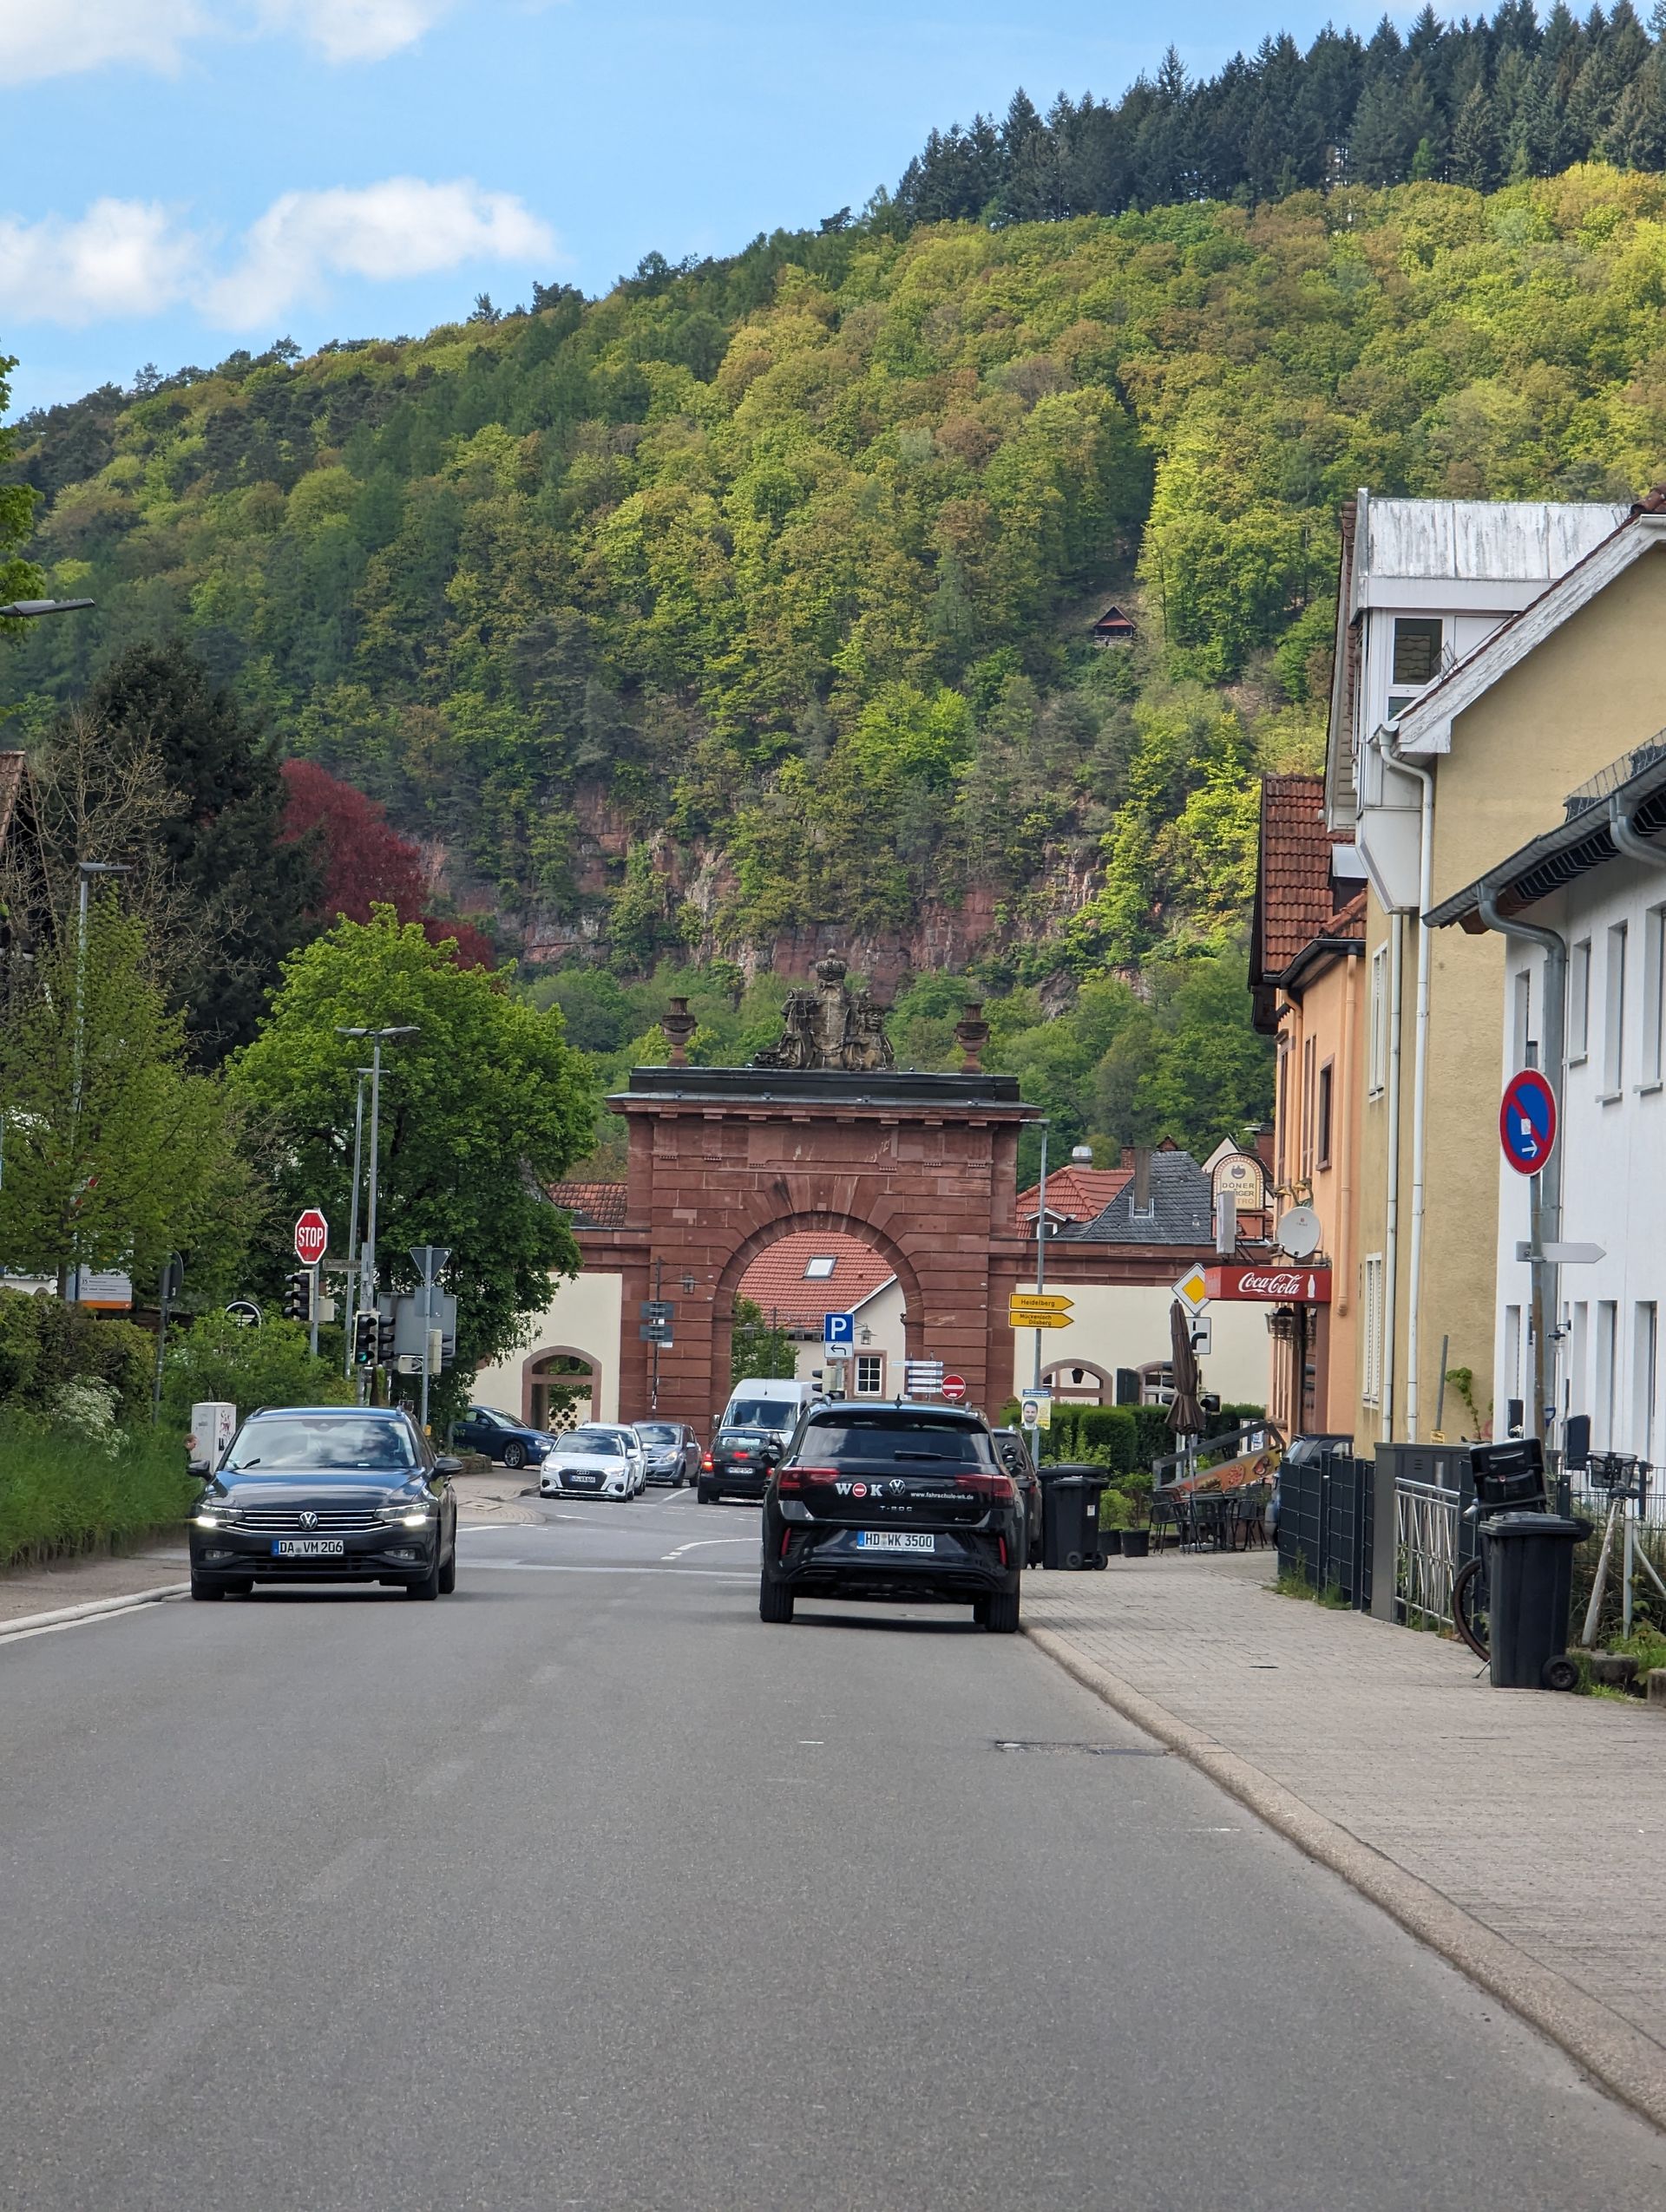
[636,1424,678,1443]
[798,1417,994,1465]
[226,1417,416,1472]
[556,1436,622,1457]
[729,1398,795,1429]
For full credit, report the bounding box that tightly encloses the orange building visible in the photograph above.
[1250,776,1367,1436]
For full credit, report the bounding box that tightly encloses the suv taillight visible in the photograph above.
[776,1465,838,1495]
[956,1471,1016,1503]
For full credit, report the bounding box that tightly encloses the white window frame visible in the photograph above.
[1642,906,1665,1090]
[1504,1306,1523,1417]
[1361,1253,1384,1408]
[1568,938,1591,1065]
[1511,969,1532,1072]
[803,1255,837,1280]
[853,1352,884,1397]
[1368,946,1388,1100]
[1635,1304,1658,1465]
[1597,1300,1618,1450]
[1603,923,1627,1098]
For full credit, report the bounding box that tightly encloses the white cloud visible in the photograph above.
[257,0,453,63]
[0,0,206,86]
[0,200,201,325]
[204,178,556,325]
[0,180,556,330]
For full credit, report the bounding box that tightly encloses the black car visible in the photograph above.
[189,1405,460,1602]
[699,1428,780,1503]
[759,1401,1023,1631]
[635,1420,702,1486]
[992,1427,1045,1568]
[454,1404,552,1471]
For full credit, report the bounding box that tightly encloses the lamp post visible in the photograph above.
[335,1024,418,1401]
[67,860,133,1303]
[341,1068,371,1382]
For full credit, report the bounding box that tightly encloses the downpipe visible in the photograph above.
[1387,734,1435,1441]
[1382,911,1403,1444]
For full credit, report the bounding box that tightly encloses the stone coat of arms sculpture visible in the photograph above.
[752,954,894,1072]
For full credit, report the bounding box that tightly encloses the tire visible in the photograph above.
[502,1441,525,1470]
[1543,1653,1580,1692]
[190,1573,226,1601]
[1452,1555,1491,1660]
[406,1548,443,1601]
[972,1598,989,1626]
[697,1481,716,1504]
[438,1538,456,1594]
[983,1586,1021,1635]
[759,1574,795,1624]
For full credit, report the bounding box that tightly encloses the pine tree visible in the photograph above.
[1451,81,1504,189]
[1350,73,1413,185]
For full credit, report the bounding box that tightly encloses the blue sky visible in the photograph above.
[3,1,1409,414]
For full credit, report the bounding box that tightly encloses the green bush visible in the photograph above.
[0,1287,153,1424]
[161,1314,354,1424]
[1099,1486,1131,1530]
[1206,1401,1268,1440]
[1130,1404,1173,1465]
[0,1410,196,1568]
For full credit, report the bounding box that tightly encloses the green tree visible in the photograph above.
[228,910,596,1389]
[731,1296,797,1383]
[0,355,43,618]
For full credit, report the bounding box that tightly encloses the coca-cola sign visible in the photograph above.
[1204,1264,1332,1305]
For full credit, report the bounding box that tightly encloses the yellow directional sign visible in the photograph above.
[1009,1307,1072,1330]
[1007,1291,1073,1313]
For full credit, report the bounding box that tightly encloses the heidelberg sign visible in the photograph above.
[1204,1263,1332,1305]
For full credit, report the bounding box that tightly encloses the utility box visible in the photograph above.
[187,1401,237,1474]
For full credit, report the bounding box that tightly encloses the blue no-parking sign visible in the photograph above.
[1500,1068,1557,1176]
[823,1311,855,1350]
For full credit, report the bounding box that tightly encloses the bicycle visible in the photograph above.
[1449,1441,1552,1667]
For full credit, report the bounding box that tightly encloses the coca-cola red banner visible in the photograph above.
[1204,1263,1332,1305]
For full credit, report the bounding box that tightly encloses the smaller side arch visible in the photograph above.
[520,1344,608,1428]
[1044,1358,1112,1405]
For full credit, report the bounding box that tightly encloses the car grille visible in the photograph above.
[227,1508,385,1532]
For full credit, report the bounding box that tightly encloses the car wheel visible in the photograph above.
[697,1481,715,1504]
[406,1548,443,1600]
[759,1573,794,1625]
[502,1441,526,1470]
[438,1539,457,1594]
[190,1573,226,1601]
[983,1586,1021,1635]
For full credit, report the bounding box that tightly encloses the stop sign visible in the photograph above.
[293,1207,329,1266]
[941,1373,967,1403]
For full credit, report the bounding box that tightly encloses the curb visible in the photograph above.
[0,1584,189,1643]
[1025,1622,1666,2135]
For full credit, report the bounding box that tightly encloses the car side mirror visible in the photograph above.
[432,1456,462,1477]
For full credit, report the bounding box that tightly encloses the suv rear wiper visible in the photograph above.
[893,1450,954,1461]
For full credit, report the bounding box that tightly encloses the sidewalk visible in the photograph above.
[1025,1549,1666,2128]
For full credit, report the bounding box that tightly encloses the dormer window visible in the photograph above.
[1391,618,1443,688]
[803,1255,836,1279]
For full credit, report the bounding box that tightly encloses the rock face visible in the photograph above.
[751,954,894,1072]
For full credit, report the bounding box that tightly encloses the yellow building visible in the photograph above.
[1327,489,1666,1443]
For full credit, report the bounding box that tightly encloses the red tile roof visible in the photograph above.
[1017,1164,1132,1223]
[1252,775,1346,982]
[737,1232,896,1332]
[551,1180,627,1227]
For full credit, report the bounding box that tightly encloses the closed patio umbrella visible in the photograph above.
[1167,1298,1207,1443]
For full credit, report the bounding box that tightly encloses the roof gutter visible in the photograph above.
[1610,791,1666,874]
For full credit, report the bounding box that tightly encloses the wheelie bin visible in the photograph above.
[1038,1463,1112,1571]
[1482,1511,1589,1690]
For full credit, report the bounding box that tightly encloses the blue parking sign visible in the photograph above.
[823,1311,855,1349]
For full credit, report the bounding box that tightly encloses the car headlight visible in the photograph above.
[194,1508,231,1528]
[378,1497,437,1526]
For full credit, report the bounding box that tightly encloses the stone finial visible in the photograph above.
[954,1000,989,1071]
[660,996,697,1068]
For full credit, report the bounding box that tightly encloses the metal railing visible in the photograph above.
[1395,1477,1460,1629]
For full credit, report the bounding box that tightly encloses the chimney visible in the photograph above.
[1131,1146,1152,1215]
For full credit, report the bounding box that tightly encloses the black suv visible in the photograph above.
[759,1401,1023,1632]
[699,1428,780,1503]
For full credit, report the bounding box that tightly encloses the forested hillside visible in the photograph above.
[9,166,1666,1018]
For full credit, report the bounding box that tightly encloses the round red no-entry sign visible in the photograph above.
[293,1207,329,1266]
[1500,1069,1557,1176]
[941,1373,967,1402]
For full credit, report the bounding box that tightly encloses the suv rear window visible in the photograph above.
[799,1417,994,1465]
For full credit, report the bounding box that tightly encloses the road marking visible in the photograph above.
[97,1986,240,2106]
[660,1537,761,1561]
[468,1561,755,1580]
[414,1757,473,1796]
[0,1586,187,1644]
[303,1837,384,1903]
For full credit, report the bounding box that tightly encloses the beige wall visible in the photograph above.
[472,1270,623,1425]
[1016,1279,1271,1410]
[1352,545,1666,1443]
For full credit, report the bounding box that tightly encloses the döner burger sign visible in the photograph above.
[1204,1264,1332,1304]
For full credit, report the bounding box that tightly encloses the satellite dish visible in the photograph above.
[1276,1206,1322,1259]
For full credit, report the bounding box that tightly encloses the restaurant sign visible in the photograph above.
[1204,1264,1332,1305]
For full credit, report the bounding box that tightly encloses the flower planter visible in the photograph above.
[1099,1527,1124,1555]
[1120,1527,1151,1559]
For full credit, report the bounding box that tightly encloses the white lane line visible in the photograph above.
[0,1585,187,1644]
[96,1985,241,2107]
[661,1537,761,1561]
[303,1837,384,1903]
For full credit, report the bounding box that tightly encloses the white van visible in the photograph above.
[720,1376,821,1443]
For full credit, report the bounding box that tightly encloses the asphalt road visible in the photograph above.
[2,1486,1663,2212]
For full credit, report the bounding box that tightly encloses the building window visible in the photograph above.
[1512,968,1532,1071]
[1362,1253,1385,1408]
[1603,923,1628,1096]
[853,1352,884,1397]
[803,1255,836,1279]
[1570,1304,1589,1421]
[1504,1306,1522,1420]
[1368,946,1388,1098]
[1643,907,1666,1087]
[1276,1038,1290,1186]
[1568,939,1591,1065]
[1316,1060,1334,1169]
[1596,1300,1618,1449]
[1391,617,1443,687]
[1301,1035,1316,1180]
[1636,1305,1658,1464]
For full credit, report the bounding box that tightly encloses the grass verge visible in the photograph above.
[0,1414,195,1572]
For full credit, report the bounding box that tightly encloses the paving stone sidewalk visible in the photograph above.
[1025,1551,1666,2061]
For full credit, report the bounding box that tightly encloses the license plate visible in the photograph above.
[855,1531,935,1553]
[566,1475,598,1486]
[272,1538,345,1557]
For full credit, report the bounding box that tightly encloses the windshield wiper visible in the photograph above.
[894,1450,953,1462]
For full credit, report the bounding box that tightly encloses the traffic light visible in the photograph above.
[353,1311,378,1366]
[282,1270,312,1323]
[377,1312,397,1365]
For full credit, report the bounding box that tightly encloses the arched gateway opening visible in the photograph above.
[571,970,1040,1431]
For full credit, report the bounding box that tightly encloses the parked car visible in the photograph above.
[698,1428,780,1504]
[633,1420,702,1486]
[992,1427,1044,1567]
[758,1400,1024,1631]
[454,1404,554,1471]
[188,1404,459,1602]
[719,1376,820,1444]
[541,1425,646,1501]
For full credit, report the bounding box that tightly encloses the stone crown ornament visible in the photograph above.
[752,953,895,1072]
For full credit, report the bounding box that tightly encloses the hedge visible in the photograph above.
[0,1288,154,1425]
[0,1413,197,1570]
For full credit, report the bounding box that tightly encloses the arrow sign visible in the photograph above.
[1008,1291,1073,1314]
[1500,1068,1557,1175]
[293,1208,329,1266]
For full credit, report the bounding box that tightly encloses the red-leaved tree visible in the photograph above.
[280,761,495,968]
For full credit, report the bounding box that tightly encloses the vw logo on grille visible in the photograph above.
[299,1510,318,1529]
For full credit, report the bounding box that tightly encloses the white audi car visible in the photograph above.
[539,1426,647,1501]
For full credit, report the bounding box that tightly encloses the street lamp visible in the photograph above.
[67,860,133,1304]
[0,598,96,619]
[335,1024,418,1400]
[340,1067,372,1382]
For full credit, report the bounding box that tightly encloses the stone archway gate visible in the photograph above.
[573,1065,1041,1431]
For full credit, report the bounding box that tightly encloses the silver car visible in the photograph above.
[633,1421,702,1486]
[540,1426,646,1501]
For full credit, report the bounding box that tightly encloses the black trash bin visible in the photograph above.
[1039,1463,1111,1571]
[1483,1511,1589,1690]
